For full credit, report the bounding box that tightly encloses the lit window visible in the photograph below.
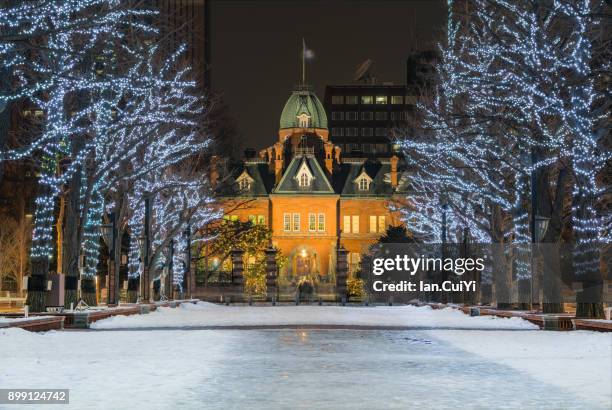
[349,253,361,273]
[297,113,311,128]
[361,111,373,120]
[284,213,291,231]
[331,127,344,136]
[361,96,373,105]
[375,96,387,104]
[391,96,403,104]
[370,215,377,233]
[299,173,310,187]
[292,213,300,231]
[238,178,250,191]
[352,215,360,233]
[343,215,351,233]
[345,95,358,104]
[332,95,344,104]
[332,111,344,120]
[358,177,369,190]
[257,215,265,225]
[318,213,325,231]
[378,216,386,233]
[309,213,316,231]
[248,215,256,224]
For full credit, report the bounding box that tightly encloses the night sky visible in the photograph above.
[209,0,447,153]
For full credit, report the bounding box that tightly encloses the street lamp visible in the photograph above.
[99,212,117,305]
[534,215,550,243]
[138,235,147,256]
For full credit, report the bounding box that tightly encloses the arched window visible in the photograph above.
[299,173,310,187]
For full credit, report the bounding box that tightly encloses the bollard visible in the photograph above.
[388,296,393,306]
[248,296,253,306]
[341,296,346,306]
[24,305,29,318]
[272,296,276,306]
[318,298,322,306]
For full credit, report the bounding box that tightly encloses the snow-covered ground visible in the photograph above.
[1,326,610,409]
[429,330,612,408]
[91,302,539,330]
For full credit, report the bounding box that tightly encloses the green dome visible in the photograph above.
[279,87,328,129]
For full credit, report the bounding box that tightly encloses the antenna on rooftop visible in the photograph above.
[354,59,374,84]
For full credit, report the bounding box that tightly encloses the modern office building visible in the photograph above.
[152,0,210,90]
[323,84,415,157]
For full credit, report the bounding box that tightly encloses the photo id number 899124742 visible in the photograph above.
[0,389,69,404]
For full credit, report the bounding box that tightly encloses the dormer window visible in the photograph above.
[297,113,311,128]
[295,160,314,188]
[299,173,310,187]
[236,170,254,192]
[239,178,251,191]
[358,177,369,190]
[354,170,373,191]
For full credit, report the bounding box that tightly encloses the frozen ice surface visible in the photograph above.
[91,302,539,330]
[1,327,610,410]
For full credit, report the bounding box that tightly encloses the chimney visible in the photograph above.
[266,147,274,172]
[334,146,341,163]
[324,142,334,174]
[390,155,399,188]
[210,155,219,188]
[274,142,284,183]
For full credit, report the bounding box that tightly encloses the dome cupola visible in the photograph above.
[279,85,328,130]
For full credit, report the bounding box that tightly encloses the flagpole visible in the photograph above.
[302,38,306,85]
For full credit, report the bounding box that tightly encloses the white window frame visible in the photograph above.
[358,177,369,190]
[343,215,351,234]
[318,213,325,232]
[284,213,291,232]
[292,213,300,232]
[309,213,316,231]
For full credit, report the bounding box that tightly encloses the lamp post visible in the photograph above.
[166,239,174,300]
[139,194,152,302]
[137,234,146,303]
[183,225,192,299]
[530,213,550,308]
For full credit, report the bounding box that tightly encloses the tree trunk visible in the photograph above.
[81,276,97,306]
[62,169,81,307]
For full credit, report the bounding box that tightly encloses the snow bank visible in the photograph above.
[0,316,54,324]
[91,302,539,330]
[428,329,612,408]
